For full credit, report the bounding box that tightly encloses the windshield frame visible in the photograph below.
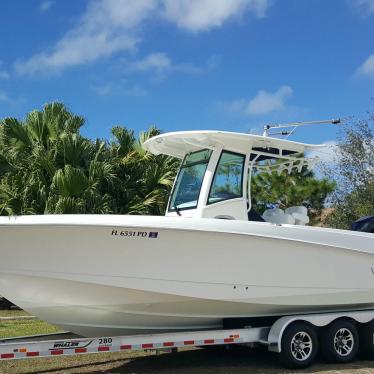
[168,149,212,212]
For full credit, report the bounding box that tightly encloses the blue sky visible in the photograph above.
[0,0,373,146]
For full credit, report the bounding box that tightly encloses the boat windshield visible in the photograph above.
[169,149,212,212]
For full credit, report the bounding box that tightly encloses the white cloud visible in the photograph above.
[130,52,172,72]
[357,54,374,78]
[92,82,147,97]
[220,98,248,114]
[15,0,156,76]
[93,52,220,96]
[128,52,210,78]
[223,86,293,116]
[122,84,148,97]
[353,0,374,14]
[246,86,293,115]
[40,1,53,12]
[14,0,271,76]
[161,0,270,32]
[15,34,138,76]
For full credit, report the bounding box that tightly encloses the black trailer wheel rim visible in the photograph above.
[290,331,313,361]
[333,328,354,356]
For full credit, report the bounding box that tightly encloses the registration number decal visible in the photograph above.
[111,229,158,239]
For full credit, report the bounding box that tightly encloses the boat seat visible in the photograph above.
[262,206,309,225]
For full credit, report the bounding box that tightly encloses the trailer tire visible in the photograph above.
[359,320,374,359]
[320,319,359,363]
[278,322,318,369]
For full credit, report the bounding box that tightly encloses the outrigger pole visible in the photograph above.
[262,118,341,137]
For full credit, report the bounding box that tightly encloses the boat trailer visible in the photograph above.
[2,310,374,369]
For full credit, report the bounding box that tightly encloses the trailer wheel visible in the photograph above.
[320,319,359,363]
[278,322,318,369]
[359,320,374,359]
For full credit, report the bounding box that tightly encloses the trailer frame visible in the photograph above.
[1,309,374,368]
[0,326,269,360]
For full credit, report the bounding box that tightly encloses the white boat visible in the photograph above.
[0,130,372,338]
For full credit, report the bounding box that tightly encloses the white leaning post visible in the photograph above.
[0,327,268,361]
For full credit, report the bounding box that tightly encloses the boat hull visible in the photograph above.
[0,215,373,337]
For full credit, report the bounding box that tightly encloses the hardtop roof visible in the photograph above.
[143,130,324,159]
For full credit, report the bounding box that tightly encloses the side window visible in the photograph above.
[208,151,245,204]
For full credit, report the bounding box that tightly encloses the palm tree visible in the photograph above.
[110,126,179,215]
[0,102,178,216]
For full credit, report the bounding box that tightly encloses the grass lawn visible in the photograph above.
[0,351,153,374]
[0,310,62,339]
[0,310,29,318]
[2,346,374,374]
